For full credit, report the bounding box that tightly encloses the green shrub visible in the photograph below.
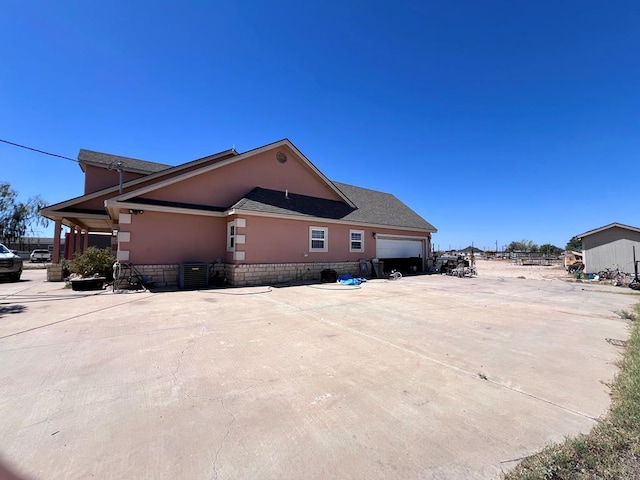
[70,246,115,279]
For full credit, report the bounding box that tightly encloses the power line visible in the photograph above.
[0,138,79,163]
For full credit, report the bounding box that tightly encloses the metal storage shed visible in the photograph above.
[577,222,640,274]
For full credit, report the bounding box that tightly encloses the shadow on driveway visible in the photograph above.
[0,304,27,318]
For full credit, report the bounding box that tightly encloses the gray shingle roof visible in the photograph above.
[232,188,355,219]
[333,182,436,231]
[78,149,172,174]
[232,182,436,231]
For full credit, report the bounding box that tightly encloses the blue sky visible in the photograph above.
[1,1,638,251]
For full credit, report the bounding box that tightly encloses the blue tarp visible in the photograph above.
[337,274,367,285]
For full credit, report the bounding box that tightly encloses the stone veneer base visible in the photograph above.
[116,262,362,289]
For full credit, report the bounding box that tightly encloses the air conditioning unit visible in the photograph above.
[178,262,209,290]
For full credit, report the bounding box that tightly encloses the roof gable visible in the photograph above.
[460,246,483,253]
[43,147,239,214]
[578,222,640,238]
[112,139,355,208]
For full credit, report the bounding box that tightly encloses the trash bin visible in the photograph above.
[371,259,384,278]
[321,269,337,283]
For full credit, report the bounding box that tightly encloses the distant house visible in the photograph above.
[577,223,640,274]
[40,139,437,286]
[459,246,483,255]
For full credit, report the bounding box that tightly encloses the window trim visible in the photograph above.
[227,221,235,252]
[309,226,328,253]
[349,229,364,253]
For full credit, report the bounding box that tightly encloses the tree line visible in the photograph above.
[505,237,582,255]
[0,182,48,246]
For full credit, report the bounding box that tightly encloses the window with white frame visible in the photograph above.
[309,226,328,252]
[349,229,364,252]
[227,221,235,251]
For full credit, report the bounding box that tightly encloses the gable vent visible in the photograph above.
[178,262,208,290]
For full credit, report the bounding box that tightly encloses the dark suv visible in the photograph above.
[0,243,22,282]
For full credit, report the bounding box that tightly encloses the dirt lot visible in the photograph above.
[472,258,570,281]
[1,263,638,479]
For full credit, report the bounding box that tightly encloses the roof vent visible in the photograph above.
[276,152,287,163]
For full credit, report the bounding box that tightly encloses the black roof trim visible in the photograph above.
[130,197,227,212]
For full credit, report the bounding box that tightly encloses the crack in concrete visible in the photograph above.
[210,398,237,480]
[171,325,206,394]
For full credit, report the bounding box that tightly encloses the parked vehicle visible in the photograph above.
[30,249,52,263]
[435,255,466,274]
[0,243,23,282]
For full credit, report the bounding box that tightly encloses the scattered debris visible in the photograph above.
[617,310,637,321]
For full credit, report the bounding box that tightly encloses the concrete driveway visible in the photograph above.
[1,265,637,479]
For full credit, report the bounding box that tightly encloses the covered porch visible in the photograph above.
[39,207,114,264]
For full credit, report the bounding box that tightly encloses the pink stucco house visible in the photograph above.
[41,139,437,287]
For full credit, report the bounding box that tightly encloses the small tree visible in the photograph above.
[70,247,115,279]
[539,243,562,256]
[566,236,582,251]
[0,182,48,246]
[506,240,539,252]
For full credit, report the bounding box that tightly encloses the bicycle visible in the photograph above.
[113,262,152,290]
[597,265,621,281]
[389,269,402,280]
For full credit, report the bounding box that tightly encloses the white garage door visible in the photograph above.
[376,238,424,258]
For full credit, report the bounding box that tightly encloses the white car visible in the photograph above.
[0,243,23,281]
[30,249,52,263]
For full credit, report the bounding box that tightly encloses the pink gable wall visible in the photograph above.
[72,192,116,211]
[140,145,343,208]
[84,165,146,194]
[121,211,227,264]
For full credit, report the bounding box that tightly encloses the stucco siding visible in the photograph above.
[583,227,640,273]
[72,192,118,211]
[139,146,341,208]
[122,211,227,264]
[230,214,430,264]
[84,165,146,194]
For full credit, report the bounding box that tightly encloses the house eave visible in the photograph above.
[105,200,227,219]
[40,208,113,232]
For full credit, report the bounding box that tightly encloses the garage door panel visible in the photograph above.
[376,238,423,258]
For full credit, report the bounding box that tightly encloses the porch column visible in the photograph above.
[68,228,76,259]
[52,218,62,264]
[75,230,81,256]
[83,231,89,251]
